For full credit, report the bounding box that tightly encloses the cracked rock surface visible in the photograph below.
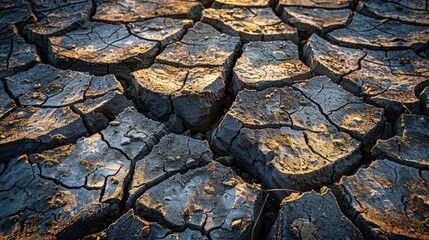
[0,26,40,78]
[327,13,429,51]
[202,8,299,43]
[93,0,203,23]
[85,209,207,239]
[269,188,363,239]
[372,114,429,169]
[128,133,213,207]
[156,22,241,70]
[135,161,262,239]
[277,0,353,9]
[210,83,370,198]
[212,0,273,8]
[1,0,429,239]
[334,159,429,239]
[421,86,429,116]
[0,156,120,239]
[101,106,169,161]
[304,34,429,118]
[23,0,93,48]
[232,41,311,95]
[128,18,193,47]
[0,81,16,119]
[48,20,189,79]
[0,1,35,28]
[72,90,133,133]
[295,76,384,152]
[6,64,122,107]
[303,34,366,83]
[29,133,131,203]
[0,106,87,162]
[278,7,352,37]
[0,64,132,160]
[131,63,225,132]
[357,0,429,26]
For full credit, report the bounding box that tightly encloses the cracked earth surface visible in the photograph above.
[0,0,428,239]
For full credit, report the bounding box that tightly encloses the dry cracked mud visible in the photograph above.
[202,7,299,43]
[232,40,311,94]
[0,26,40,78]
[210,76,384,199]
[93,0,204,23]
[269,187,363,239]
[1,0,429,239]
[304,34,429,118]
[23,0,93,48]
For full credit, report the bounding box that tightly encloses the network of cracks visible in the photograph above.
[0,0,429,239]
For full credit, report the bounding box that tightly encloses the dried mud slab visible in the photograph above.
[295,76,384,151]
[210,86,362,197]
[5,63,132,133]
[372,114,429,169]
[48,22,160,79]
[211,86,334,140]
[29,133,131,203]
[269,188,363,239]
[73,91,133,133]
[135,161,262,239]
[156,22,241,70]
[85,210,207,239]
[0,82,16,119]
[327,14,429,51]
[357,0,429,26]
[101,107,169,161]
[127,133,213,207]
[202,8,299,43]
[334,160,429,239]
[276,0,353,9]
[0,106,87,162]
[304,34,429,117]
[303,34,366,83]
[23,0,93,48]
[131,64,225,132]
[232,41,311,95]
[343,49,429,117]
[128,18,193,47]
[279,7,352,37]
[212,0,273,8]
[0,26,40,78]
[0,2,35,28]
[230,127,360,199]
[421,86,429,116]
[6,64,123,107]
[0,156,120,239]
[93,0,203,23]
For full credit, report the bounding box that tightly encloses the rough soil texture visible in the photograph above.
[23,0,93,48]
[277,7,352,37]
[135,161,262,239]
[210,79,385,199]
[93,0,203,23]
[357,0,429,26]
[202,8,299,43]
[269,188,363,239]
[334,159,429,239]
[304,34,429,118]
[232,40,311,94]
[0,26,40,78]
[131,63,226,132]
[327,13,429,51]
[372,114,429,169]
[156,22,241,70]
[1,0,429,239]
